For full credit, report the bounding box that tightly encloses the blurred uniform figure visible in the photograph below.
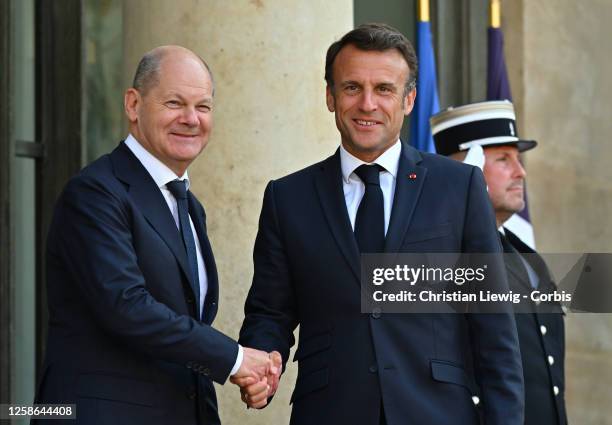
[433,100,567,425]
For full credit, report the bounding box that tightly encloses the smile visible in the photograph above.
[354,119,380,127]
[170,133,199,138]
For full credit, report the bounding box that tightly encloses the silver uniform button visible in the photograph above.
[548,355,555,365]
[540,325,547,335]
[472,396,480,405]
[553,385,560,396]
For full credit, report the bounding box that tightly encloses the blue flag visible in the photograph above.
[487,26,536,248]
[409,20,439,153]
[487,27,512,101]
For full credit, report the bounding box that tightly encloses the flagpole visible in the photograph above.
[418,0,430,22]
[490,0,501,28]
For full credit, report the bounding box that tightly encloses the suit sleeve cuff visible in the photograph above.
[230,344,244,376]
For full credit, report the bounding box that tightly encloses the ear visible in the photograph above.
[403,87,416,116]
[124,88,140,123]
[325,85,335,112]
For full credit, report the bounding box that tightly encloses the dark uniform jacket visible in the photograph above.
[500,228,567,425]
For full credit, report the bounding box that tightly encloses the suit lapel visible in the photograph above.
[505,229,555,290]
[188,195,219,324]
[384,144,427,253]
[314,144,428,283]
[314,151,361,282]
[499,232,533,290]
[111,142,198,301]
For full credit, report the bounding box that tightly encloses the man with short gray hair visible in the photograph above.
[34,45,279,425]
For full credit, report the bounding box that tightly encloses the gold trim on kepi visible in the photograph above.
[430,100,537,156]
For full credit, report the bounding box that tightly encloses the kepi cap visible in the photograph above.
[430,100,537,156]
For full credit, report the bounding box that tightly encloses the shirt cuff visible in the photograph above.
[230,344,244,376]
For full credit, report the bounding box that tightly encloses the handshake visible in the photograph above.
[230,347,283,409]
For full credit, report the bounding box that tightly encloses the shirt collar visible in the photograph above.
[124,134,190,190]
[339,140,401,183]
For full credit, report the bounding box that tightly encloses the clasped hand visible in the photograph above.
[230,347,282,409]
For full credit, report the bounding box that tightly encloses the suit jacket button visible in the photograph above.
[540,325,547,335]
[369,364,378,373]
[548,355,555,365]
[202,368,211,376]
[372,307,381,319]
[553,385,560,396]
[472,396,480,406]
[187,297,194,304]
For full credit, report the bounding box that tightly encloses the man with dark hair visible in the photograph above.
[237,24,524,425]
[33,45,279,425]
[324,22,418,96]
[432,100,567,425]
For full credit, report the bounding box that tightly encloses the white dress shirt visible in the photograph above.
[125,134,243,375]
[340,140,401,235]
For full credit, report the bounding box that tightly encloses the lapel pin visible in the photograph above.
[408,173,417,180]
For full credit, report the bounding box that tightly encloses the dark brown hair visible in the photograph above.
[325,23,418,95]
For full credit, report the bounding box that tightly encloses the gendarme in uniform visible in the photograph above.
[432,100,567,425]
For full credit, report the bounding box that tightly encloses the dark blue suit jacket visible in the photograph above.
[240,143,524,425]
[34,142,238,425]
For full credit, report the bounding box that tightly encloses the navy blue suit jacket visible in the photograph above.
[240,143,524,425]
[34,142,237,425]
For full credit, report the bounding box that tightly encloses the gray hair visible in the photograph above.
[132,47,215,96]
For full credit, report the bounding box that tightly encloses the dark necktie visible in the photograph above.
[166,180,200,311]
[354,164,385,253]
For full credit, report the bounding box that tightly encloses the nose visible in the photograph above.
[179,107,199,127]
[358,89,377,112]
[512,156,527,179]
